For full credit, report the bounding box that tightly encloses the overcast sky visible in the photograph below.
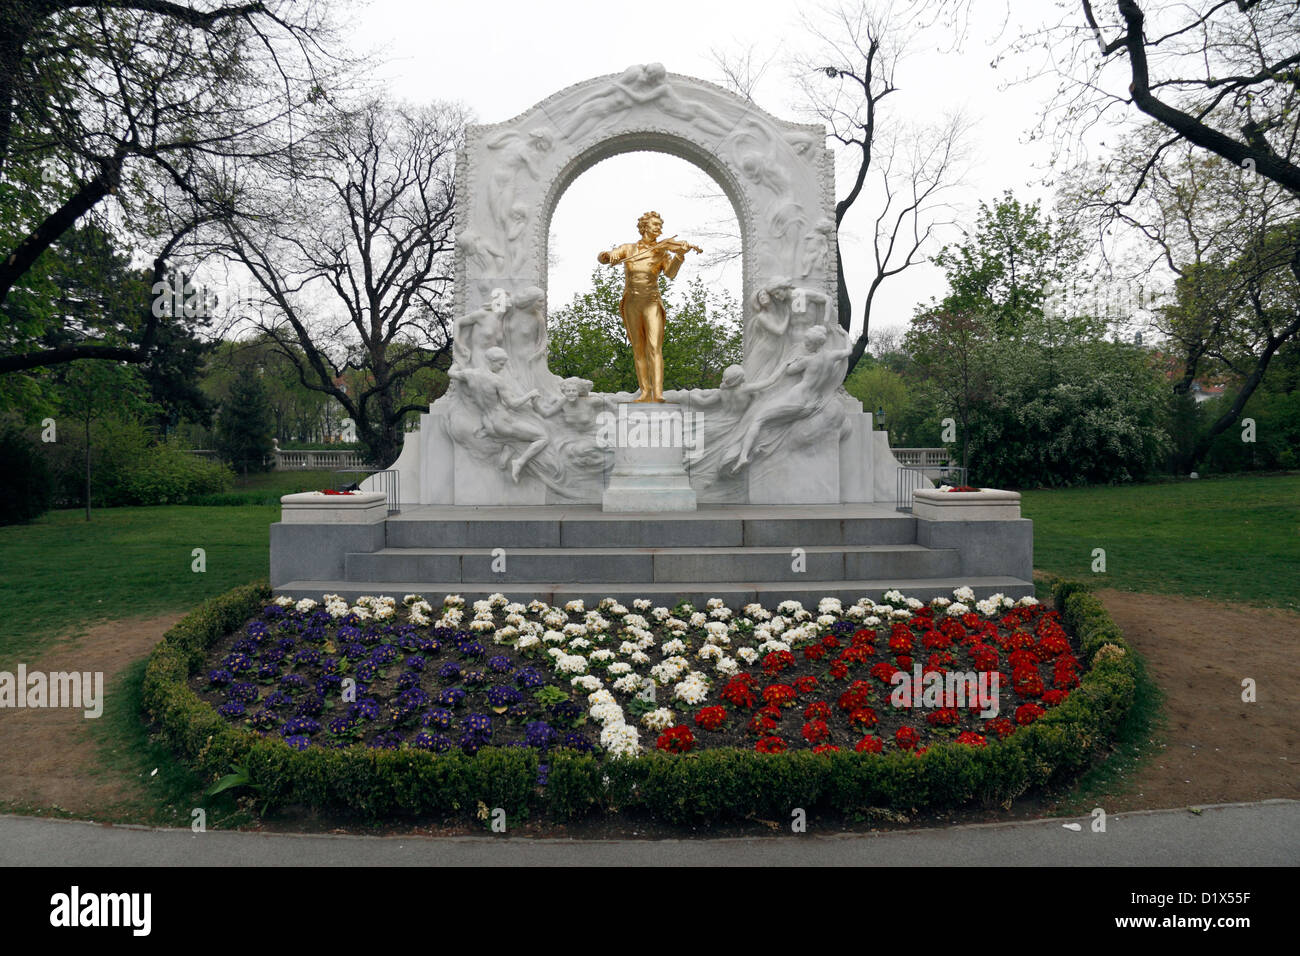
[345,0,1075,340]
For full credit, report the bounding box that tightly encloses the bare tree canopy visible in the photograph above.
[216,97,465,465]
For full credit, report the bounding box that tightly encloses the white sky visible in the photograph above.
[342,0,1087,341]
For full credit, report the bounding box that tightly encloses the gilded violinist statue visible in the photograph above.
[597,211,702,403]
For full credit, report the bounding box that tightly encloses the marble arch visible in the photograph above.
[382,65,901,508]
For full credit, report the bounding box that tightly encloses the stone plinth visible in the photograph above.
[912,488,1021,521]
[601,403,697,512]
[280,491,388,523]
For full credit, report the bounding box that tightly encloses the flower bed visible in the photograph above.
[143,581,1139,823]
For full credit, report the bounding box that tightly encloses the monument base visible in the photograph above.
[600,402,697,513]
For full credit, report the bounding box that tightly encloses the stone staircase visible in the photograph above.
[272,504,1034,606]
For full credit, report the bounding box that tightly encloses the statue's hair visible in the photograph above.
[484,346,509,364]
[513,286,545,309]
[563,376,594,394]
[637,210,663,233]
[720,365,745,386]
[804,325,829,347]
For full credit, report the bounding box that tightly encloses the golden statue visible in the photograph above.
[597,211,702,403]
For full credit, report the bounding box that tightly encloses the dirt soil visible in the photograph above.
[0,592,1294,827]
[1086,588,1297,811]
[0,614,182,815]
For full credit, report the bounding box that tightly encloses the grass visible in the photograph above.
[1021,472,1300,611]
[0,504,276,661]
[186,468,340,506]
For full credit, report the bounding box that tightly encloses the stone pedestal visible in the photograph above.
[601,403,697,512]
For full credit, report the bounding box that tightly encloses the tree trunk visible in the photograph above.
[84,415,91,521]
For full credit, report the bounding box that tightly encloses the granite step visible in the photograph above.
[345,544,961,585]
[273,576,1035,607]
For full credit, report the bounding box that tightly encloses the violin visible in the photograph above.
[622,235,703,264]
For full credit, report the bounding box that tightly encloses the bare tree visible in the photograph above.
[215,97,464,466]
[772,1,969,375]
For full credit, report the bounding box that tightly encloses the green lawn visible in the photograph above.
[1,471,1295,663]
[0,504,277,661]
[1022,472,1300,611]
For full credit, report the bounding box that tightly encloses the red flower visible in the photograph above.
[802,719,830,744]
[854,735,884,754]
[895,654,913,670]
[694,705,728,731]
[837,680,873,712]
[925,707,960,727]
[1014,702,1045,726]
[720,674,759,709]
[870,661,900,684]
[793,675,819,695]
[1012,666,1045,698]
[987,717,1016,739]
[1042,689,1069,708]
[803,644,826,661]
[895,726,919,750]
[762,683,798,708]
[762,650,796,675]
[956,731,987,747]
[821,635,841,649]
[811,743,839,754]
[971,644,999,670]
[828,660,849,680]
[655,725,695,754]
[852,628,876,646]
[848,706,878,729]
[803,700,831,721]
[754,735,787,754]
[888,630,913,654]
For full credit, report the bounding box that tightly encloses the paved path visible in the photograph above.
[2,800,1296,866]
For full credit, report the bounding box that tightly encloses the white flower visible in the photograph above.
[571,675,603,692]
[845,605,866,620]
[295,598,317,613]
[777,600,803,615]
[633,599,652,611]
[816,614,837,628]
[953,586,976,603]
[443,594,464,608]
[698,644,723,661]
[689,611,707,628]
[505,602,527,615]
[708,606,732,620]
[672,673,710,705]
[564,599,585,614]
[715,656,739,676]
[468,618,495,632]
[612,674,642,694]
[591,701,624,724]
[488,592,508,608]
[608,661,632,675]
[640,707,676,731]
[906,598,925,610]
[543,610,567,628]
[274,595,295,607]
[629,651,650,666]
[527,599,549,614]
[588,689,616,707]
[818,597,843,615]
[516,634,540,651]
[542,629,566,644]
[650,606,671,621]
[600,722,640,758]
[589,649,614,663]
[622,613,650,631]
[736,647,759,664]
[947,602,970,616]
[1018,596,1039,607]
[555,654,587,674]
[890,609,912,621]
[883,589,906,604]
[662,638,686,655]
[568,637,592,651]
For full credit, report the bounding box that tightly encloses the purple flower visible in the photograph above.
[282,716,320,737]
[421,708,453,730]
[223,652,253,673]
[217,701,246,718]
[486,685,523,709]
[284,734,311,751]
[524,721,555,750]
[435,687,466,708]
[515,667,544,689]
[207,669,232,687]
[437,661,461,681]
[414,732,452,753]
[487,655,513,674]
[226,682,259,704]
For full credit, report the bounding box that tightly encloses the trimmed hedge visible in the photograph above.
[142,580,1140,823]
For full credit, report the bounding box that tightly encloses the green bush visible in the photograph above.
[144,580,1140,823]
[0,415,55,524]
[118,439,233,505]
